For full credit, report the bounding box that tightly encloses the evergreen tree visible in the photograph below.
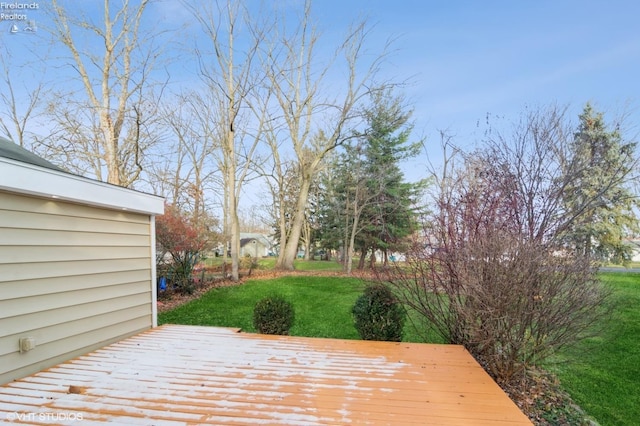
[318,141,370,272]
[356,90,423,267]
[562,104,638,264]
[318,90,424,271]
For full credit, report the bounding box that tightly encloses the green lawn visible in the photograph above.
[549,272,640,426]
[288,259,345,271]
[158,274,430,342]
[160,275,364,338]
[202,257,345,272]
[255,258,345,271]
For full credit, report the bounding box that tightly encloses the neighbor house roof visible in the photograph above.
[0,136,163,215]
[240,232,272,248]
[240,237,268,248]
[0,325,532,425]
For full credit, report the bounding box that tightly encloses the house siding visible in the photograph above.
[0,191,154,384]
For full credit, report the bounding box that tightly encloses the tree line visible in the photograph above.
[2,1,638,282]
[1,0,398,279]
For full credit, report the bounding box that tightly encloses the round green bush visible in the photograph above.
[253,295,295,335]
[352,283,406,342]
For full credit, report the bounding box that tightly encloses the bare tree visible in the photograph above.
[378,112,614,389]
[41,0,163,186]
[184,0,271,281]
[143,129,189,208]
[0,47,47,147]
[323,142,378,274]
[147,93,220,222]
[259,142,321,263]
[481,105,638,247]
[262,0,392,270]
[259,129,296,261]
[341,162,375,275]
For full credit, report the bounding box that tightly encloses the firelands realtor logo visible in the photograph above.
[1,2,39,34]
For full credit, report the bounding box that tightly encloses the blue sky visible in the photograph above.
[336,0,639,138]
[3,0,639,189]
[309,0,640,180]
[165,0,640,176]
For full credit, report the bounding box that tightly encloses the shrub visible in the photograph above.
[376,129,613,386]
[156,203,211,294]
[352,284,405,341]
[253,295,295,335]
[240,253,259,274]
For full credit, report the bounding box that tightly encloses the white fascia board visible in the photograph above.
[0,158,165,215]
[150,215,158,328]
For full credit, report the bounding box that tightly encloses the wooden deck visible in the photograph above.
[0,325,531,425]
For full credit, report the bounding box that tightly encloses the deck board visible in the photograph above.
[0,325,531,425]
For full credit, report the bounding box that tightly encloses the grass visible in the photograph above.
[159,275,366,338]
[158,274,431,342]
[255,257,345,271]
[202,256,345,272]
[288,259,344,271]
[548,272,640,426]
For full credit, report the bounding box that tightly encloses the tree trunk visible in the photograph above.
[344,202,361,275]
[276,176,311,270]
[303,219,312,260]
[228,131,240,281]
[357,249,366,270]
[103,116,121,185]
[230,207,240,281]
[369,251,377,269]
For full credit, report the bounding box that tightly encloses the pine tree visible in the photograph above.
[355,90,424,267]
[318,90,424,271]
[562,104,638,264]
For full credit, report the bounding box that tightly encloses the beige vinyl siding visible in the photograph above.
[0,191,154,384]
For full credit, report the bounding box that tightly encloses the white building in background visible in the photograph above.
[239,233,274,258]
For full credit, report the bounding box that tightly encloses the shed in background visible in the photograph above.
[239,233,273,258]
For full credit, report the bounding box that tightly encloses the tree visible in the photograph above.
[377,108,616,388]
[41,0,163,186]
[354,90,423,268]
[330,141,373,274]
[476,104,638,248]
[262,155,298,260]
[185,0,270,281]
[317,90,422,274]
[315,154,344,260]
[262,153,321,262]
[561,103,639,263]
[156,204,214,294]
[0,46,47,148]
[262,0,393,270]
[146,94,220,222]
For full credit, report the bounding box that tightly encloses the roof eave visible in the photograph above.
[0,157,164,215]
